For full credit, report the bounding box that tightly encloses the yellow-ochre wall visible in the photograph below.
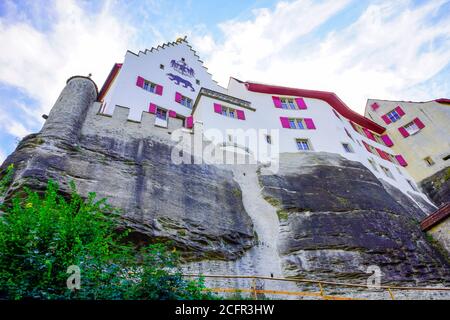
[365,99,450,183]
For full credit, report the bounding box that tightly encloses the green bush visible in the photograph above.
[0,169,214,300]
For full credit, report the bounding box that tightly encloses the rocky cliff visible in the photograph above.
[259,153,448,285]
[420,167,450,207]
[1,76,449,298]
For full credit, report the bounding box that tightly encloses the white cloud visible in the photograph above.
[0,0,137,117]
[0,112,32,139]
[193,0,450,113]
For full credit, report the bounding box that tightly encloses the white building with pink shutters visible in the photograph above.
[98,38,432,205]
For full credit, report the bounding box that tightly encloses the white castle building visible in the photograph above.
[98,38,431,204]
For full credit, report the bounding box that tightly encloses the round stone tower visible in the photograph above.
[40,76,98,145]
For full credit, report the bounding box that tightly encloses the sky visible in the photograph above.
[0,0,449,163]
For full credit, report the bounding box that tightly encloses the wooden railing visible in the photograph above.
[183,274,450,300]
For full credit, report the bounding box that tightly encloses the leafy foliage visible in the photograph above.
[0,175,214,300]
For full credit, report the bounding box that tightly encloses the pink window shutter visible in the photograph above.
[280,117,290,128]
[395,155,408,167]
[213,103,222,114]
[236,110,246,120]
[414,117,425,129]
[375,148,384,159]
[304,118,316,129]
[381,134,393,147]
[363,128,375,141]
[149,103,157,114]
[155,85,163,96]
[186,116,194,129]
[362,141,371,153]
[371,103,379,111]
[381,115,391,124]
[169,110,177,118]
[136,76,144,88]
[295,98,307,109]
[175,92,182,103]
[398,127,409,138]
[395,106,405,116]
[272,96,282,108]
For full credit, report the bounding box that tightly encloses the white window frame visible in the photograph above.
[296,138,311,151]
[403,121,419,135]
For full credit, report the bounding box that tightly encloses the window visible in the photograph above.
[404,121,420,135]
[143,81,156,93]
[156,108,167,120]
[160,64,164,70]
[280,98,297,110]
[407,179,419,192]
[396,167,403,175]
[180,96,193,109]
[424,157,435,166]
[154,107,168,128]
[266,135,272,144]
[221,106,237,119]
[288,118,305,129]
[387,154,397,164]
[387,110,401,123]
[196,79,200,85]
[368,158,378,172]
[380,165,395,180]
[342,143,354,153]
[296,139,311,151]
[181,58,185,62]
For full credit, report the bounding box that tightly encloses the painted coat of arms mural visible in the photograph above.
[167,59,196,92]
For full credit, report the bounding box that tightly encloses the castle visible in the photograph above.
[2,38,449,299]
[97,37,433,207]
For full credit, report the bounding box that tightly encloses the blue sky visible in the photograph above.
[1,0,449,163]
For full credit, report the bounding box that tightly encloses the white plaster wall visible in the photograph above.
[195,79,429,201]
[102,41,225,121]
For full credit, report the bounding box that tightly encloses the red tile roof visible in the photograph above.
[245,82,386,134]
[421,202,450,231]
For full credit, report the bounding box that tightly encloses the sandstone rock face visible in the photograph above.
[1,77,254,261]
[259,153,449,285]
[420,167,450,207]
